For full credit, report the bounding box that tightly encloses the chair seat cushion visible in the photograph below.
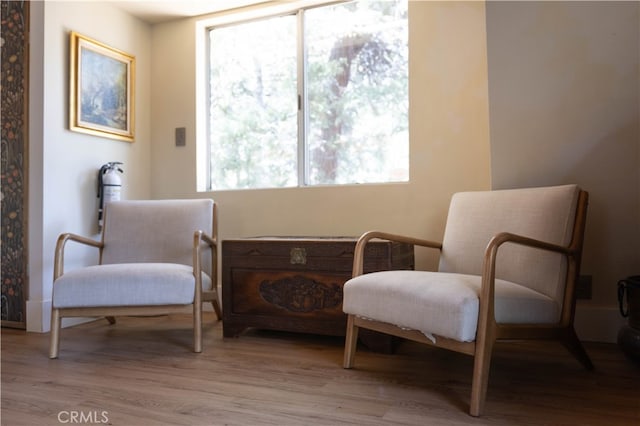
[52,263,212,308]
[343,270,560,342]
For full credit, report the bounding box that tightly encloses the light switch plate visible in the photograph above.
[175,127,186,146]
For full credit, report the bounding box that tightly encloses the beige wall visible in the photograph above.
[486,1,639,340]
[28,1,637,342]
[27,1,152,331]
[148,0,639,342]
[149,1,492,272]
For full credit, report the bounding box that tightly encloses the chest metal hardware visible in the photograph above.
[290,247,307,265]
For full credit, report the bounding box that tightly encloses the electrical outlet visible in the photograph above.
[576,275,592,300]
[175,127,186,146]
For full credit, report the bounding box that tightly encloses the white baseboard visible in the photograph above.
[28,299,625,343]
[26,300,210,333]
[27,299,101,333]
[574,304,627,343]
[26,299,49,332]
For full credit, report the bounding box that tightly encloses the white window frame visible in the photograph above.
[196,0,407,191]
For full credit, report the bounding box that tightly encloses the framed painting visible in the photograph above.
[69,32,135,142]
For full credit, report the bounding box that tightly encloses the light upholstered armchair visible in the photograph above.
[342,184,593,416]
[49,199,221,358]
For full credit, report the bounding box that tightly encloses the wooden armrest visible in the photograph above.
[477,231,576,330]
[196,230,217,248]
[481,231,574,291]
[480,230,574,298]
[486,232,573,258]
[352,230,442,277]
[54,233,103,280]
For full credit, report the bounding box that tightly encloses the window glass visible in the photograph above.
[305,1,408,185]
[209,15,298,189]
[208,1,408,190]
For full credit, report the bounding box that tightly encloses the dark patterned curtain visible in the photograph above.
[1,0,29,328]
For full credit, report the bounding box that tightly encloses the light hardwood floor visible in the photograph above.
[2,314,639,425]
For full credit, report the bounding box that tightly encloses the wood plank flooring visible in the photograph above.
[2,314,639,425]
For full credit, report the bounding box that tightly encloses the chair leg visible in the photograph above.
[469,333,496,417]
[343,315,359,369]
[49,308,61,359]
[211,299,222,320]
[194,302,203,353]
[562,327,594,370]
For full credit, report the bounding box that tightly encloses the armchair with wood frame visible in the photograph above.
[342,184,593,416]
[49,199,221,358]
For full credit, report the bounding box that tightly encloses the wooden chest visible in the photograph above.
[221,237,414,350]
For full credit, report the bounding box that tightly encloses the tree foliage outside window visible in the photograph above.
[208,1,408,190]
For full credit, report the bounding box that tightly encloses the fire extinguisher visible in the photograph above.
[97,162,123,228]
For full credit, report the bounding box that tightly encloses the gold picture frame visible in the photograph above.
[69,32,135,142]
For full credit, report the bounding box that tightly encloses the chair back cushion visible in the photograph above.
[438,185,580,303]
[101,199,214,267]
